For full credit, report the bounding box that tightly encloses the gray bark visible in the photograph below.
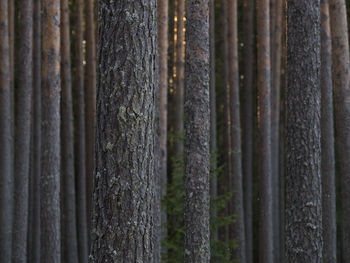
[90,0,157,261]
[184,1,210,262]
[286,0,322,261]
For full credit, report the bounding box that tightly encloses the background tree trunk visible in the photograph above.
[184,1,210,262]
[41,0,61,261]
[286,0,322,261]
[91,0,157,261]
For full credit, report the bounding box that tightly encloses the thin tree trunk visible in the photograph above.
[321,0,337,261]
[227,0,246,261]
[242,0,255,260]
[184,1,210,262]
[0,0,13,261]
[329,0,350,261]
[257,0,273,261]
[85,0,97,237]
[158,0,169,260]
[12,0,33,261]
[75,0,88,261]
[60,0,79,261]
[91,0,157,261]
[286,0,322,261]
[41,0,61,261]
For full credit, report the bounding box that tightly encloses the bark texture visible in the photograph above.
[41,0,61,261]
[329,0,350,261]
[184,1,210,262]
[90,0,157,261]
[257,0,273,261]
[286,0,322,261]
[12,0,33,261]
[60,0,79,261]
[0,0,13,261]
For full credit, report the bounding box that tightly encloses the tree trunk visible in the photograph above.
[12,0,33,261]
[41,0,61,261]
[85,0,97,237]
[60,0,79,261]
[227,0,246,261]
[184,1,210,262]
[90,0,157,261]
[0,0,13,261]
[158,0,169,260]
[329,0,350,261]
[286,0,322,261]
[257,0,273,261]
[321,0,337,261]
[75,0,88,261]
[242,0,255,260]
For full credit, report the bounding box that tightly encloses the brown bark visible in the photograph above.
[257,0,273,261]
[329,0,350,261]
[41,0,61,261]
[0,0,13,261]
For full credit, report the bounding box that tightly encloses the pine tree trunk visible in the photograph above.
[75,0,88,261]
[41,0,61,261]
[329,0,350,261]
[184,1,210,262]
[242,0,255,260]
[90,0,157,261]
[12,0,33,261]
[0,1,13,261]
[257,0,273,261]
[321,0,337,261]
[286,0,322,261]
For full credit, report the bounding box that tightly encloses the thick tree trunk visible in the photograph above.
[157,0,169,260]
[227,0,246,261]
[0,1,13,261]
[85,0,97,237]
[90,0,157,261]
[242,0,255,261]
[329,0,350,261]
[286,0,322,261]
[41,0,61,261]
[321,0,337,261]
[184,1,210,262]
[12,0,33,261]
[257,0,273,261]
[75,0,88,261]
[60,0,79,261]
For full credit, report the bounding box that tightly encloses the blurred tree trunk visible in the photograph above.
[75,0,88,261]
[0,0,13,261]
[286,0,322,261]
[184,1,210,262]
[12,0,33,261]
[321,0,337,261]
[329,0,350,261]
[91,0,157,261]
[41,0,61,261]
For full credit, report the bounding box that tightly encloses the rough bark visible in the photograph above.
[41,0,61,261]
[184,1,210,262]
[227,0,246,261]
[329,0,350,261]
[90,0,157,261]
[0,0,13,261]
[257,0,273,261]
[60,0,79,261]
[12,0,33,261]
[242,0,255,260]
[157,0,169,260]
[85,0,97,237]
[75,0,88,261]
[321,0,337,261]
[286,0,322,261]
